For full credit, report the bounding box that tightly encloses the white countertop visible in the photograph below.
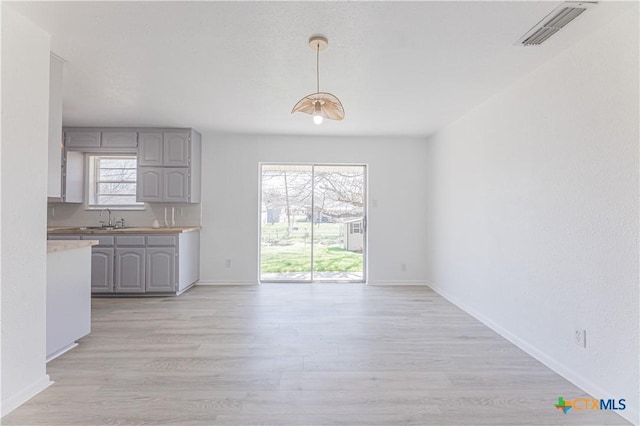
[48,226,201,235]
[47,240,98,253]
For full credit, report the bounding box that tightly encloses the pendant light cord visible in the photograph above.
[316,43,320,94]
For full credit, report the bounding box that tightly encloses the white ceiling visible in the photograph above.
[7,1,634,137]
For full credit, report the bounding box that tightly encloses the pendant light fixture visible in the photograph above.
[291,35,345,125]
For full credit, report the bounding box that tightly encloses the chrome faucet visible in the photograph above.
[100,208,113,227]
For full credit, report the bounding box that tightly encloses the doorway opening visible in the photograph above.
[260,164,367,283]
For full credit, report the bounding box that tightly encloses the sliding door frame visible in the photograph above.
[258,162,367,284]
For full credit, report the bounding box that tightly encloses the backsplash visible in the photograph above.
[47,202,201,228]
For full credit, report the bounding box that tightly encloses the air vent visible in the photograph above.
[518,2,597,46]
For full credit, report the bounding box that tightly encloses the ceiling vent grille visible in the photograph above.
[518,2,596,46]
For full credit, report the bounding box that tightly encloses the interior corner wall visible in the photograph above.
[1,5,52,417]
[198,134,429,285]
[425,8,639,424]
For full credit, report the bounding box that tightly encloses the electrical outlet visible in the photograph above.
[401,263,407,272]
[224,259,232,268]
[574,329,586,348]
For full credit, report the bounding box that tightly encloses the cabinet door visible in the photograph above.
[65,131,101,148]
[137,167,163,202]
[163,132,190,167]
[91,248,114,293]
[138,132,164,166]
[48,235,81,240]
[62,150,84,203]
[48,55,64,198]
[102,132,138,148]
[146,247,176,292]
[163,168,189,203]
[115,248,145,293]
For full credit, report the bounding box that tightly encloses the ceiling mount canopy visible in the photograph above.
[291,35,345,125]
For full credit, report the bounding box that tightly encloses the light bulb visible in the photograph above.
[313,101,323,125]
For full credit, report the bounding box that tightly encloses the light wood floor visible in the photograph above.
[4,285,629,425]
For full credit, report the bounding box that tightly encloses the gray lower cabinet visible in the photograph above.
[115,248,145,293]
[47,231,199,295]
[48,235,80,241]
[91,248,114,293]
[146,248,176,292]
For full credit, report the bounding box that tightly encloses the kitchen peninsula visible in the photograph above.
[47,239,97,361]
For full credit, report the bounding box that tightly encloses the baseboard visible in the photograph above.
[367,280,429,286]
[46,343,78,363]
[1,375,52,418]
[196,280,258,286]
[197,280,428,286]
[426,280,638,426]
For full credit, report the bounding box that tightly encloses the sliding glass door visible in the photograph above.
[260,164,366,283]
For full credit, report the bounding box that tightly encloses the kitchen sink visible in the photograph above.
[70,226,127,231]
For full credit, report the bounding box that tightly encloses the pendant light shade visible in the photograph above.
[292,92,345,121]
[291,35,345,123]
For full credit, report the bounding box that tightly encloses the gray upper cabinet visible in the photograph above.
[138,132,164,166]
[57,127,201,204]
[139,131,191,167]
[137,129,201,203]
[115,248,145,293]
[137,167,163,202]
[164,168,190,203]
[63,128,137,152]
[102,132,138,148]
[163,132,190,167]
[65,131,101,149]
[146,247,176,292]
[137,167,190,203]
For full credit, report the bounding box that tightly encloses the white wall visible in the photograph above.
[1,5,53,417]
[47,202,201,228]
[199,134,429,284]
[425,8,639,425]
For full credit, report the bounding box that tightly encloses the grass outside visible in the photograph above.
[260,244,363,273]
[261,222,362,273]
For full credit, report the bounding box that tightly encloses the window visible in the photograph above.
[350,222,362,234]
[88,155,142,208]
